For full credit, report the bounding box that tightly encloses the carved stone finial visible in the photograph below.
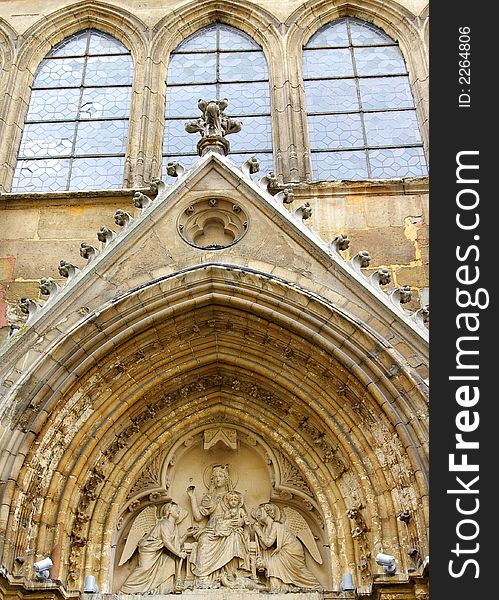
[258,171,279,194]
[185,98,242,156]
[241,156,260,178]
[274,188,295,205]
[19,297,42,325]
[80,242,100,263]
[330,233,350,253]
[97,226,117,246]
[114,209,134,229]
[39,277,60,297]
[410,304,429,329]
[133,191,152,211]
[58,260,80,281]
[294,202,312,221]
[389,285,413,307]
[166,161,186,178]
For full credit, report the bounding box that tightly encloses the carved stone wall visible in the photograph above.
[0,2,428,600]
[0,0,429,343]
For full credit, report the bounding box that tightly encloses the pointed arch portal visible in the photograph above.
[0,153,428,599]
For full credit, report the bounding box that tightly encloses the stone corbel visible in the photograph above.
[241,156,260,178]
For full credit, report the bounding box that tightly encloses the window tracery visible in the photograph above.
[163,24,274,176]
[12,29,133,192]
[303,17,427,180]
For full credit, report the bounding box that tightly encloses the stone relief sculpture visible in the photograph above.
[117,462,325,593]
[187,465,254,589]
[253,503,322,593]
[118,501,191,594]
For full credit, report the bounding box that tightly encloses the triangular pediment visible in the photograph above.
[1,152,427,368]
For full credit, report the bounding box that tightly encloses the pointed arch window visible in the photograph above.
[12,29,133,192]
[303,18,427,180]
[164,24,273,175]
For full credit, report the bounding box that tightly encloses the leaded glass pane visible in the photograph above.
[220,26,260,50]
[369,147,427,178]
[27,88,81,120]
[164,119,198,154]
[70,156,125,189]
[14,29,132,191]
[307,21,349,47]
[85,55,133,85]
[164,24,273,167]
[364,110,421,147]
[219,52,268,82]
[229,115,272,152]
[349,20,393,45]
[308,114,364,150]
[33,57,85,88]
[304,17,426,180]
[80,87,132,119]
[354,46,407,76]
[167,53,217,84]
[311,150,369,180]
[47,31,88,57]
[304,79,359,113]
[75,119,128,155]
[359,77,414,110]
[88,31,128,55]
[11,159,70,191]
[219,82,270,114]
[176,27,217,52]
[165,84,217,117]
[303,48,354,78]
[19,122,75,158]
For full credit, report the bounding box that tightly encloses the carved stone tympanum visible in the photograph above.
[116,445,326,594]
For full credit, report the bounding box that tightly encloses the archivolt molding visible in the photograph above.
[0,267,428,590]
[1,267,428,442]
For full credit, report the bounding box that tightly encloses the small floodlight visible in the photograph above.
[340,572,355,591]
[34,557,53,581]
[84,575,99,593]
[375,553,397,575]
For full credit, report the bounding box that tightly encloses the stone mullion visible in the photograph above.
[287,40,312,182]
[123,52,148,188]
[133,56,168,186]
[0,65,33,192]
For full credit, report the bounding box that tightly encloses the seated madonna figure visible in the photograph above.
[187,465,251,588]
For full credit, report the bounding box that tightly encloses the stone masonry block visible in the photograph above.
[347,227,416,266]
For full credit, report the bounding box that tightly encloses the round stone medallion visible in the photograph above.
[177,198,248,250]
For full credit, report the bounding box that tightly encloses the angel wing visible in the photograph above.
[282,506,323,564]
[118,506,157,566]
